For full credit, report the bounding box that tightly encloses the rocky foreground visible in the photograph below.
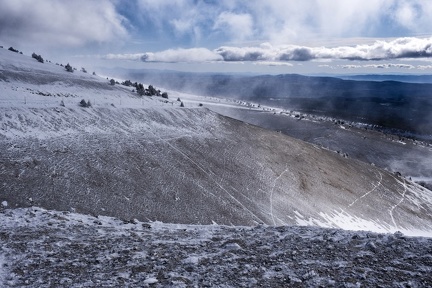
[1,207,431,287]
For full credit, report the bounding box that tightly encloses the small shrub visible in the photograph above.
[79,99,91,108]
[65,63,73,72]
[180,102,184,107]
[8,47,19,53]
[161,92,168,99]
[110,79,115,85]
[81,67,87,73]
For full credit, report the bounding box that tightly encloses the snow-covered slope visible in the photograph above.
[1,48,432,237]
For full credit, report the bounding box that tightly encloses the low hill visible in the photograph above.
[1,48,432,237]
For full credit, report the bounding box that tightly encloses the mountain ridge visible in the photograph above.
[1,48,432,236]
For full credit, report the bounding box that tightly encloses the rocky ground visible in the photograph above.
[1,207,431,287]
[1,48,432,287]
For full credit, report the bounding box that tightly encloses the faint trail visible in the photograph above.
[389,176,408,229]
[270,165,289,226]
[348,171,383,208]
[219,141,234,184]
[150,131,266,224]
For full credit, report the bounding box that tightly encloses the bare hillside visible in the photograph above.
[1,48,432,236]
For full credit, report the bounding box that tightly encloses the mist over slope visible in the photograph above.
[117,69,432,137]
[1,48,432,236]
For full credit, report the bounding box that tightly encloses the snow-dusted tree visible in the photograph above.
[148,85,157,96]
[65,63,73,72]
[122,80,132,86]
[180,102,184,107]
[31,53,44,63]
[81,67,87,73]
[137,83,145,96]
[161,92,168,99]
[110,79,115,85]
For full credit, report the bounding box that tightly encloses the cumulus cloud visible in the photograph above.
[417,65,432,70]
[341,63,415,69]
[253,62,294,67]
[364,63,415,69]
[107,48,222,63]
[105,37,432,63]
[141,48,223,62]
[105,53,145,61]
[0,0,127,47]
[215,37,432,62]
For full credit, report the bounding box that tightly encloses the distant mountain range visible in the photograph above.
[338,74,432,83]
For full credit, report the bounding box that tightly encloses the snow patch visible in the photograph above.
[143,277,158,284]
[318,209,432,237]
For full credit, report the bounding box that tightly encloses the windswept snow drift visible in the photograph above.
[1,48,432,237]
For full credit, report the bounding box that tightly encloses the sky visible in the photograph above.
[2,0,432,75]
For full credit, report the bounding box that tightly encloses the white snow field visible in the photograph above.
[0,48,432,286]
